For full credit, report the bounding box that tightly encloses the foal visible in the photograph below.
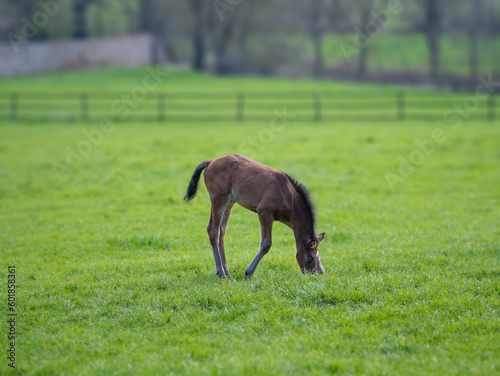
[184,154,325,278]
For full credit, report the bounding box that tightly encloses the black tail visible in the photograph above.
[184,160,211,202]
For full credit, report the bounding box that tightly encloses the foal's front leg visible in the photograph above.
[245,212,273,278]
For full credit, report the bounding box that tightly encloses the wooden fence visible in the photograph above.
[0,91,496,123]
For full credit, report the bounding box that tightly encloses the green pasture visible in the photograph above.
[0,68,499,375]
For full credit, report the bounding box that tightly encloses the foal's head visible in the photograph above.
[296,233,325,274]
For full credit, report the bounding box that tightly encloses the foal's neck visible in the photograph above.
[291,198,315,244]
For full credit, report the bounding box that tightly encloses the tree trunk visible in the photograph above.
[313,33,324,78]
[214,21,234,74]
[189,0,206,71]
[469,0,482,85]
[356,2,371,81]
[73,0,90,39]
[236,1,257,72]
[425,0,441,83]
[139,0,155,34]
[311,0,324,78]
[139,0,159,63]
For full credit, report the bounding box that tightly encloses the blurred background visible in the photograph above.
[1,0,499,87]
[1,3,500,374]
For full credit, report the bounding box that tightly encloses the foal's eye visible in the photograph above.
[307,255,314,264]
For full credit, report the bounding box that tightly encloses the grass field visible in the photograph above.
[1,68,499,375]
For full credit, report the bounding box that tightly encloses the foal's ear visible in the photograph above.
[317,233,325,242]
[306,239,317,249]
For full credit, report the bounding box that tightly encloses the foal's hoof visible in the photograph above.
[216,272,235,281]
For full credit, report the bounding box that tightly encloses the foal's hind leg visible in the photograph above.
[207,195,232,278]
[207,214,223,277]
[219,201,235,279]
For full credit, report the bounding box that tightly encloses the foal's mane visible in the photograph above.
[283,173,316,231]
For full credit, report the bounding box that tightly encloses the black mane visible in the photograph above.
[283,173,316,231]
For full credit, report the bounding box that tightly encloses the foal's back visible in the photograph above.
[204,154,294,214]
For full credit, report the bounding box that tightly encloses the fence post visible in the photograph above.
[158,93,166,122]
[10,93,18,121]
[314,92,322,122]
[397,90,405,121]
[488,94,495,121]
[80,93,89,122]
[237,93,244,122]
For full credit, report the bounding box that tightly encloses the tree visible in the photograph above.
[139,0,155,34]
[138,0,164,63]
[212,17,236,74]
[234,0,257,72]
[1,0,36,42]
[207,0,247,74]
[424,0,441,83]
[308,0,326,77]
[356,0,373,81]
[73,0,95,39]
[188,0,207,71]
[468,0,482,84]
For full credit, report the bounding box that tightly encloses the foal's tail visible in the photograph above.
[184,160,211,202]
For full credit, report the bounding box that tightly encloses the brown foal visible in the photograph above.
[184,154,325,279]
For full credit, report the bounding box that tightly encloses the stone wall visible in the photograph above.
[0,34,161,77]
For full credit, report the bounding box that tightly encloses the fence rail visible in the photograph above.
[0,91,496,123]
